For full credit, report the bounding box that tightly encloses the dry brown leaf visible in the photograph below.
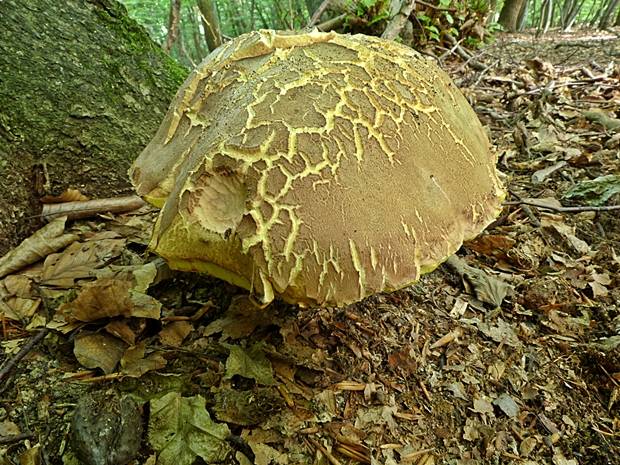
[73,332,127,374]
[105,319,138,345]
[203,296,273,340]
[466,234,516,259]
[0,216,78,279]
[60,278,161,322]
[40,188,89,203]
[3,275,34,298]
[2,296,41,321]
[41,238,126,287]
[120,341,167,377]
[159,320,193,347]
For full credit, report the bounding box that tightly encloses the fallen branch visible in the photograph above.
[443,34,487,71]
[0,328,50,392]
[308,0,331,27]
[41,195,147,221]
[0,432,34,445]
[315,13,347,32]
[504,200,620,213]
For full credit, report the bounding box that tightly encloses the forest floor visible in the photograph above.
[0,31,619,465]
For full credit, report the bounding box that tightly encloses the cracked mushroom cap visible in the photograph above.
[130,29,505,307]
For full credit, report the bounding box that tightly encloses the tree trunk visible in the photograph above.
[565,0,586,30]
[599,0,620,28]
[164,0,183,52]
[499,0,528,31]
[517,0,529,30]
[616,1,620,24]
[197,0,222,51]
[305,0,324,16]
[0,0,188,255]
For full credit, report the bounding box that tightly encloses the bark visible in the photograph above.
[0,0,188,255]
[561,0,586,30]
[517,0,529,30]
[498,0,528,31]
[616,2,620,25]
[188,4,207,59]
[599,0,620,28]
[164,0,183,52]
[305,0,324,15]
[196,0,222,51]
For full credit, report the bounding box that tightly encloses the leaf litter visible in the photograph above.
[0,32,619,465]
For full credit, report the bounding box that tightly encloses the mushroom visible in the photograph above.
[130,30,505,307]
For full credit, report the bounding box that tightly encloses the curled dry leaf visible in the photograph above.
[40,188,89,203]
[0,216,77,279]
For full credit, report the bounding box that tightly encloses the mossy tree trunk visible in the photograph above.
[0,0,188,255]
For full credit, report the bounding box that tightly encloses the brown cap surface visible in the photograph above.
[130,30,505,307]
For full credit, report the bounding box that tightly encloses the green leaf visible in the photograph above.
[444,12,454,24]
[149,393,231,465]
[224,343,275,385]
[562,175,620,206]
[417,14,431,23]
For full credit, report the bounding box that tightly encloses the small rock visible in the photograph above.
[71,391,143,465]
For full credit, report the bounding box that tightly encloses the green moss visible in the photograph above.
[0,0,189,253]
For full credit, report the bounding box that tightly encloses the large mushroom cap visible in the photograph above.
[130,29,505,307]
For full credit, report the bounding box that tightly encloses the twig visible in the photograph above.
[504,200,620,213]
[308,0,331,27]
[438,37,466,61]
[0,328,50,390]
[40,195,147,221]
[443,34,486,71]
[308,438,343,465]
[508,189,541,227]
[0,432,34,445]
[472,59,500,88]
[315,13,347,32]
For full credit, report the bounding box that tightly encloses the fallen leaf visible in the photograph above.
[203,296,273,341]
[224,343,275,385]
[61,278,161,322]
[121,341,167,377]
[466,234,516,259]
[41,238,125,287]
[562,174,620,206]
[445,256,511,307]
[0,216,77,279]
[149,393,231,465]
[531,161,567,184]
[40,188,89,203]
[73,332,127,374]
[159,321,193,347]
[0,420,21,436]
[493,393,519,418]
[212,387,284,426]
[589,281,608,298]
[472,397,494,415]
